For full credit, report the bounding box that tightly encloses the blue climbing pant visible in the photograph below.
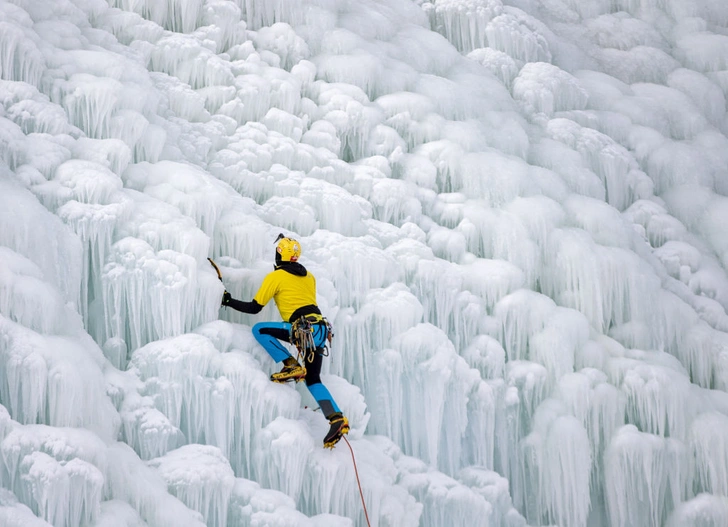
[252,321,341,416]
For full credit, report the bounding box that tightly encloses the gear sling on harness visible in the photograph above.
[290,314,333,364]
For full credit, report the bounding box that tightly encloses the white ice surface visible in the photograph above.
[2,0,728,525]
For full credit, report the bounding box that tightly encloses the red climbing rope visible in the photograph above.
[343,436,371,527]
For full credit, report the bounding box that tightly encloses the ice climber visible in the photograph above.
[221,234,350,448]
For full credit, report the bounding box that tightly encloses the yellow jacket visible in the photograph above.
[253,267,318,322]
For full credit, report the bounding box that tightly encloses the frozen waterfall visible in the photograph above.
[2,0,728,525]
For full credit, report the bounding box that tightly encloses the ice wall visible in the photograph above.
[2,0,728,525]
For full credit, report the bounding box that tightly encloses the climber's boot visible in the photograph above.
[323,412,349,449]
[270,357,306,383]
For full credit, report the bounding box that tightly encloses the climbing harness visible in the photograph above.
[290,314,334,364]
[343,436,371,527]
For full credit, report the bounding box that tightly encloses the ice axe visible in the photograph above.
[208,258,230,306]
[208,257,223,282]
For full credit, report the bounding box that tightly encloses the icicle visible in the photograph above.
[7,97,72,136]
[107,0,169,28]
[529,137,606,201]
[689,412,728,497]
[605,425,686,527]
[667,494,728,527]
[120,401,185,461]
[387,324,481,474]
[95,500,147,527]
[102,238,218,350]
[457,205,541,288]
[0,248,77,336]
[0,487,53,526]
[519,401,591,527]
[609,356,691,440]
[674,33,728,74]
[546,118,646,211]
[260,196,319,237]
[104,443,206,527]
[334,284,422,422]
[461,379,498,469]
[122,160,233,239]
[315,82,380,162]
[399,462,493,527]
[0,21,44,87]
[467,47,519,87]
[367,178,422,226]
[504,359,549,446]
[557,369,626,496]
[484,10,552,63]
[0,317,120,439]
[541,227,661,338]
[149,34,233,89]
[1,424,108,527]
[253,418,313,502]
[52,74,121,139]
[235,0,306,31]
[148,445,235,527]
[458,467,526,527]
[493,289,556,362]
[57,198,129,329]
[0,178,83,308]
[130,334,218,438]
[119,193,210,262]
[464,259,525,314]
[220,350,300,478]
[513,62,588,116]
[668,68,727,129]
[297,178,371,235]
[227,478,314,526]
[301,443,360,519]
[423,0,502,53]
[305,233,401,310]
[462,335,506,380]
[412,258,464,337]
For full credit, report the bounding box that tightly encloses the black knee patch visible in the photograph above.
[258,327,290,342]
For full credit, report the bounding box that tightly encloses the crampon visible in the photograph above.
[323,413,349,449]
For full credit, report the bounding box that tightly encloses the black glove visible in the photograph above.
[221,291,232,306]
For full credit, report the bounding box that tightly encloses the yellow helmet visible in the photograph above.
[275,235,301,263]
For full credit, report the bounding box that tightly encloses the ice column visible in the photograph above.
[458,467,527,527]
[0,487,54,527]
[148,445,235,527]
[389,324,481,474]
[104,443,206,527]
[335,283,423,394]
[219,350,300,478]
[1,424,108,527]
[253,418,313,503]
[129,334,227,452]
[0,316,120,440]
[399,460,493,527]
[423,0,503,53]
[520,400,591,527]
[605,425,685,527]
[0,178,83,309]
[689,412,728,497]
[0,20,44,87]
[236,0,305,30]
[227,478,315,526]
[102,238,219,350]
[49,160,130,328]
[667,494,728,527]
